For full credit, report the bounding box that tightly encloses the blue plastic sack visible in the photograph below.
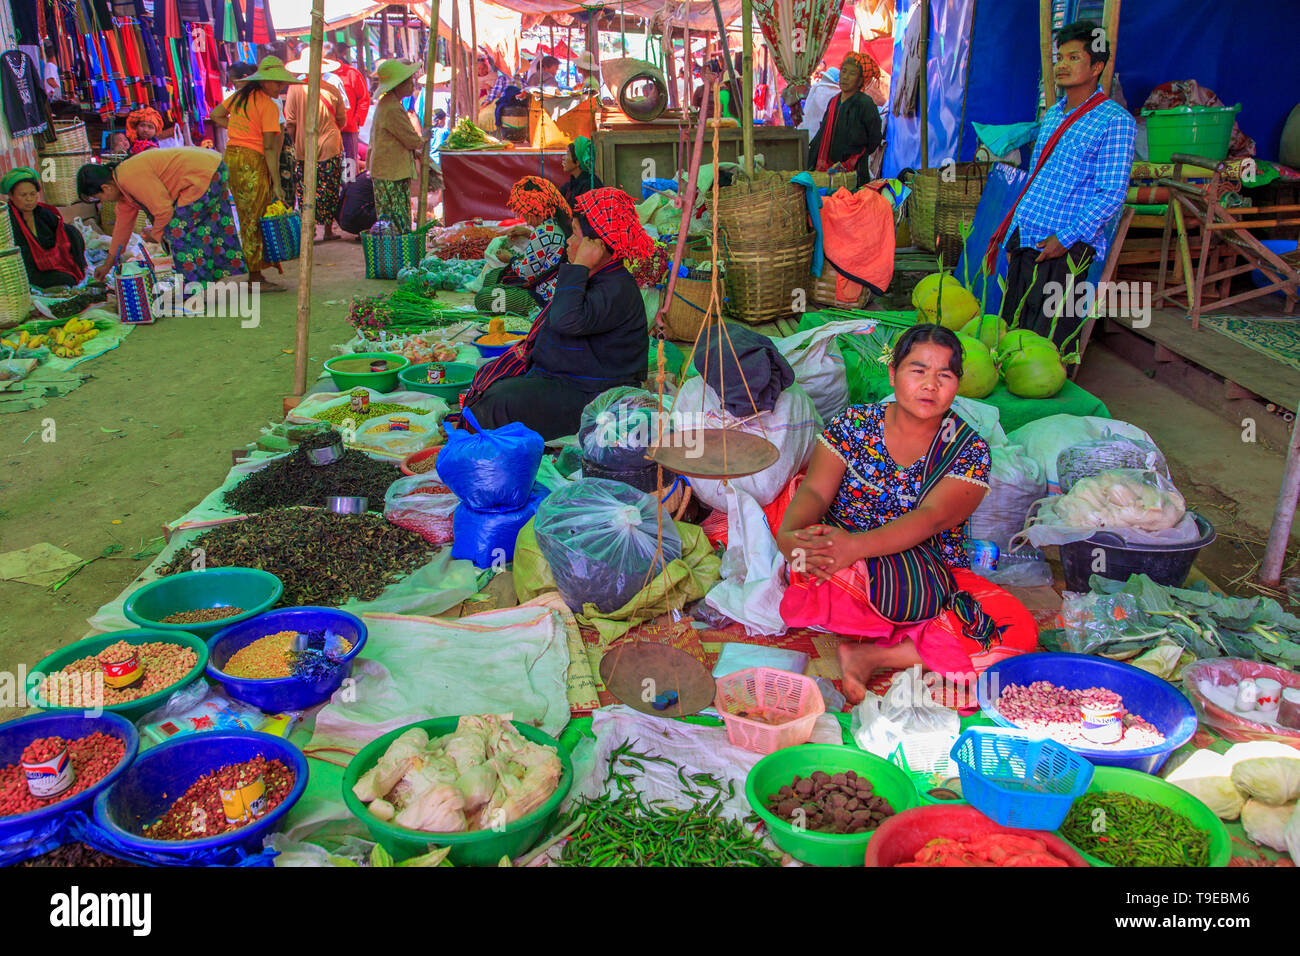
[437,407,545,512]
[641,178,678,198]
[452,483,550,569]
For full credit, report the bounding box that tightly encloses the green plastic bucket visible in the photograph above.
[323,352,409,393]
[1059,766,1230,867]
[342,716,573,866]
[745,744,920,866]
[397,362,477,401]
[1142,104,1240,163]
[29,629,210,723]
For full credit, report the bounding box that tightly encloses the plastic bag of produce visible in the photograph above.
[676,377,820,510]
[850,667,960,774]
[579,387,668,472]
[384,475,458,546]
[533,478,682,614]
[1241,799,1297,851]
[1006,415,1160,492]
[451,484,549,568]
[1166,749,1246,820]
[969,443,1045,551]
[1016,469,1196,548]
[774,319,875,421]
[437,408,545,512]
[1057,435,1169,493]
[351,408,447,460]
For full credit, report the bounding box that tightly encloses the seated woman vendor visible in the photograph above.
[3,167,86,288]
[484,176,572,306]
[806,51,883,188]
[464,187,651,442]
[776,324,1038,703]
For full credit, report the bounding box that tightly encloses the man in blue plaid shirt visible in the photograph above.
[999,20,1136,345]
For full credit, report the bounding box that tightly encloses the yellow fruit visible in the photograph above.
[912,273,980,330]
[18,330,29,346]
[55,330,65,345]
[1,338,15,350]
[82,329,99,341]
[28,335,46,348]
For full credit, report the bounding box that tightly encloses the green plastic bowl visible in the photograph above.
[28,629,210,723]
[342,716,573,866]
[323,352,409,393]
[123,568,283,638]
[397,362,477,401]
[745,744,920,866]
[1060,766,1231,867]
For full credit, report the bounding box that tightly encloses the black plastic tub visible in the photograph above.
[1060,511,1216,592]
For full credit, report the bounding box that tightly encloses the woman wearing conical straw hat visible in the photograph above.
[367,59,429,233]
[284,49,348,242]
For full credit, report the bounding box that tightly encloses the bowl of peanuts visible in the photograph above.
[205,607,368,712]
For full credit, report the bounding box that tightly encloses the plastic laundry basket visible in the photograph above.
[1142,104,1240,163]
[715,667,825,754]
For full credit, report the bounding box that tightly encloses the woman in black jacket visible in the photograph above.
[3,167,86,288]
[465,187,650,440]
[807,51,883,188]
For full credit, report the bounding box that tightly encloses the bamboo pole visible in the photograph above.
[741,0,754,176]
[449,0,460,125]
[292,0,326,397]
[917,0,929,169]
[1039,0,1053,117]
[416,0,441,228]
[469,0,479,120]
[1261,406,1300,586]
[1100,0,1120,95]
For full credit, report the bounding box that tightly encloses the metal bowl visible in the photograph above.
[305,439,345,466]
[325,496,368,515]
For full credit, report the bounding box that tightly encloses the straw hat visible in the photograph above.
[285,51,342,75]
[375,59,421,95]
[244,55,306,85]
[574,52,600,73]
[417,64,454,86]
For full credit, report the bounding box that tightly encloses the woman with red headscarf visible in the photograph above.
[465,187,652,441]
[807,51,883,187]
[126,108,165,155]
[477,175,572,307]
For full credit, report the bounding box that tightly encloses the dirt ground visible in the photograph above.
[1,250,1296,695]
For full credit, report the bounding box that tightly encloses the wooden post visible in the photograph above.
[665,22,678,109]
[1261,408,1300,587]
[469,0,479,121]
[1100,0,1121,95]
[416,0,441,228]
[449,0,460,125]
[1039,0,1054,117]
[741,0,754,176]
[917,0,929,169]
[293,0,326,397]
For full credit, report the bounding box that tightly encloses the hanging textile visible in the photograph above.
[751,0,846,98]
[2,50,50,138]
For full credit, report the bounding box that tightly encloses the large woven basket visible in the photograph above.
[711,173,810,245]
[723,232,815,324]
[0,200,12,248]
[774,169,856,192]
[40,150,94,207]
[659,273,718,342]
[40,119,91,155]
[908,162,989,266]
[100,199,150,235]
[811,262,871,308]
[0,247,33,330]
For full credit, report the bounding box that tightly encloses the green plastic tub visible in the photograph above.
[342,716,573,866]
[323,352,409,393]
[397,362,477,401]
[745,744,920,866]
[1059,766,1230,867]
[123,568,283,638]
[29,629,210,723]
[1142,104,1240,163]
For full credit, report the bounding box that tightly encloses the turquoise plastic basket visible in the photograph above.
[951,728,1094,830]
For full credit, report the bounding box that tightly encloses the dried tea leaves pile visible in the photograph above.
[223,445,400,515]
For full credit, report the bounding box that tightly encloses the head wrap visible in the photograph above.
[126,107,165,140]
[840,51,881,89]
[574,187,654,261]
[572,136,594,173]
[1,166,41,195]
[507,175,571,220]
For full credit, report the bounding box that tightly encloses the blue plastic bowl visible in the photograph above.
[206,607,367,712]
[473,332,526,359]
[1251,239,1299,293]
[0,712,139,847]
[92,731,308,861]
[123,568,284,638]
[978,652,1197,774]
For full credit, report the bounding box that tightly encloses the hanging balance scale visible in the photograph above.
[600,76,778,717]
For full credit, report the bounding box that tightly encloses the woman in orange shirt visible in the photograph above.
[210,56,301,289]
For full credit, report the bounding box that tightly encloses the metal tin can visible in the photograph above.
[969,539,1000,571]
[388,416,411,432]
[1080,701,1124,744]
[369,360,388,373]
[101,649,143,689]
[427,363,445,385]
[23,746,76,798]
[349,389,369,414]
[1278,688,1300,730]
[458,392,467,410]
[220,775,268,824]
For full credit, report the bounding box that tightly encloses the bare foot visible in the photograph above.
[838,641,881,705]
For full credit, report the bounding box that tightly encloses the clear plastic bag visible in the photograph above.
[1015,469,1193,548]
[969,443,1045,551]
[384,475,458,546]
[849,667,960,772]
[579,387,667,472]
[1057,435,1169,492]
[533,478,682,614]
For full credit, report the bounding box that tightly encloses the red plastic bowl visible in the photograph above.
[864,805,1090,867]
[400,446,441,477]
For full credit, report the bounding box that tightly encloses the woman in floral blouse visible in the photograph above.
[776,324,1038,703]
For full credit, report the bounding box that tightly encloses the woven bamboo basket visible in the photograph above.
[100,199,150,234]
[0,247,33,330]
[811,263,871,308]
[711,173,810,245]
[39,150,94,207]
[723,232,815,324]
[39,119,91,155]
[907,162,989,265]
[774,169,856,192]
[0,200,11,248]
[660,273,719,342]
